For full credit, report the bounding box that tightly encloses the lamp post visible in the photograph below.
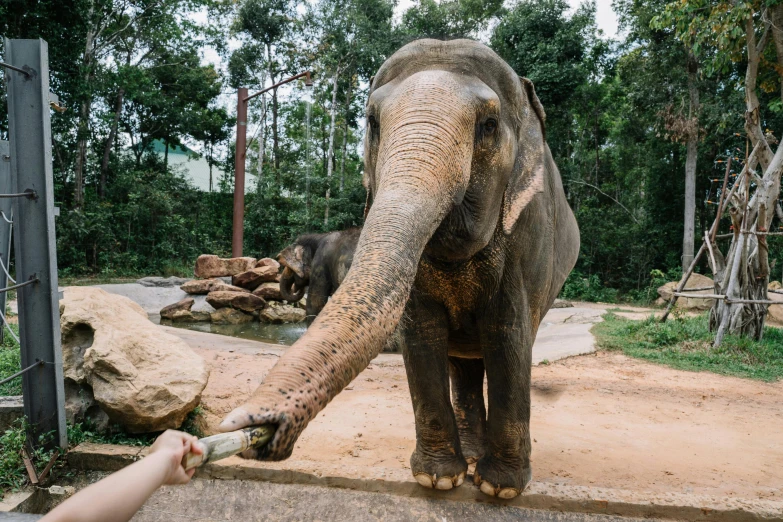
[232,71,314,257]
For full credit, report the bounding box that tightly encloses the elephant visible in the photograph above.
[220,39,580,499]
[278,227,362,321]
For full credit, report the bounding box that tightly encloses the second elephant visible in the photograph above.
[278,228,361,320]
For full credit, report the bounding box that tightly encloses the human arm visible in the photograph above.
[41,430,203,522]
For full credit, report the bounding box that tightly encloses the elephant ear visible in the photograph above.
[501,76,547,235]
[278,244,306,279]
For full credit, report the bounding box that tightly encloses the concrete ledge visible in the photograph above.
[0,396,23,433]
[68,443,783,521]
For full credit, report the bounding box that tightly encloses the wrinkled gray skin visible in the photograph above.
[220,39,580,499]
[278,228,361,321]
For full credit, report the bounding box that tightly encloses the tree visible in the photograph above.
[400,0,503,39]
[233,0,297,184]
[655,1,783,344]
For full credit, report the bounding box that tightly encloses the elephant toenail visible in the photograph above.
[454,472,465,487]
[435,477,453,490]
[479,481,496,497]
[498,487,520,499]
[415,473,434,488]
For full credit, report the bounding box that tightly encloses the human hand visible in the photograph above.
[148,430,203,485]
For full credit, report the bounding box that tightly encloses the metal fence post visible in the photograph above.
[0,141,11,345]
[4,38,66,449]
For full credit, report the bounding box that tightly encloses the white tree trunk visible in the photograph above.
[257,70,267,184]
[74,0,96,209]
[324,69,339,226]
[682,51,699,271]
[710,15,783,345]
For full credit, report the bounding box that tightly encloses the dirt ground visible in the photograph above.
[182,330,782,503]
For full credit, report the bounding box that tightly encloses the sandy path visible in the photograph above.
[172,326,782,502]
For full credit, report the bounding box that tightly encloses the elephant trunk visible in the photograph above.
[220,73,474,460]
[279,267,306,302]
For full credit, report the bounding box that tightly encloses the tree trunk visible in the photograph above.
[710,14,783,345]
[266,44,279,185]
[771,4,783,104]
[99,87,124,199]
[74,0,96,209]
[324,69,340,226]
[682,50,699,271]
[339,76,353,193]
[209,144,213,192]
[257,70,267,183]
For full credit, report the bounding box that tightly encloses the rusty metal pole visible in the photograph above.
[233,87,248,257]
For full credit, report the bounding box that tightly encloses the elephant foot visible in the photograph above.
[473,457,532,499]
[410,450,467,491]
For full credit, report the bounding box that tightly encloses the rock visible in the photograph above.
[194,255,256,278]
[60,287,209,433]
[769,281,782,291]
[657,273,715,311]
[137,276,190,288]
[255,258,281,270]
[169,310,196,322]
[767,293,783,324]
[191,311,212,322]
[180,278,249,295]
[160,298,194,319]
[232,265,279,290]
[260,303,306,323]
[206,291,267,313]
[210,307,254,324]
[253,282,283,301]
[552,299,573,308]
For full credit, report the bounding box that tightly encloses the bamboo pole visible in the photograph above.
[672,292,782,305]
[660,153,751,322]
[182,425,275,471]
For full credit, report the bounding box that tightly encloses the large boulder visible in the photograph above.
[210,307,254,324]
[253,282,283,301]
[60,287,209,433]
[160,298,194,319]
[194,255,256,278]
[260,302,306,323]
[767,282,783,324]
[206,291,267,313]
[180,278,249,295]
[255,258,281,270]
[231,265,279,290]
[657,273,715,311]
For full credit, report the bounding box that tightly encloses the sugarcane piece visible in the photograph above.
[182,425,275,470]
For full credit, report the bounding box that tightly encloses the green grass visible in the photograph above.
[0,323,21,396]
[592,313,783,382]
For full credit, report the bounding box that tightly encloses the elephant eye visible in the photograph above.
[368,115,380,140]
[483,118,498,135]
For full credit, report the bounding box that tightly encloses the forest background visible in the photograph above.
[1,0,778,304]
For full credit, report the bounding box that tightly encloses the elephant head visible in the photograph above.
[220,39,552,460]
[277,244,309,302]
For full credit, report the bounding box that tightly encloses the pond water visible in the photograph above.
[160,319,308,346]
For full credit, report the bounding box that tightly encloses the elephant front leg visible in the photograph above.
[305,265,331,322]
[402,295,467,490]
[474,303,534,499]
[449,356,487,463]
